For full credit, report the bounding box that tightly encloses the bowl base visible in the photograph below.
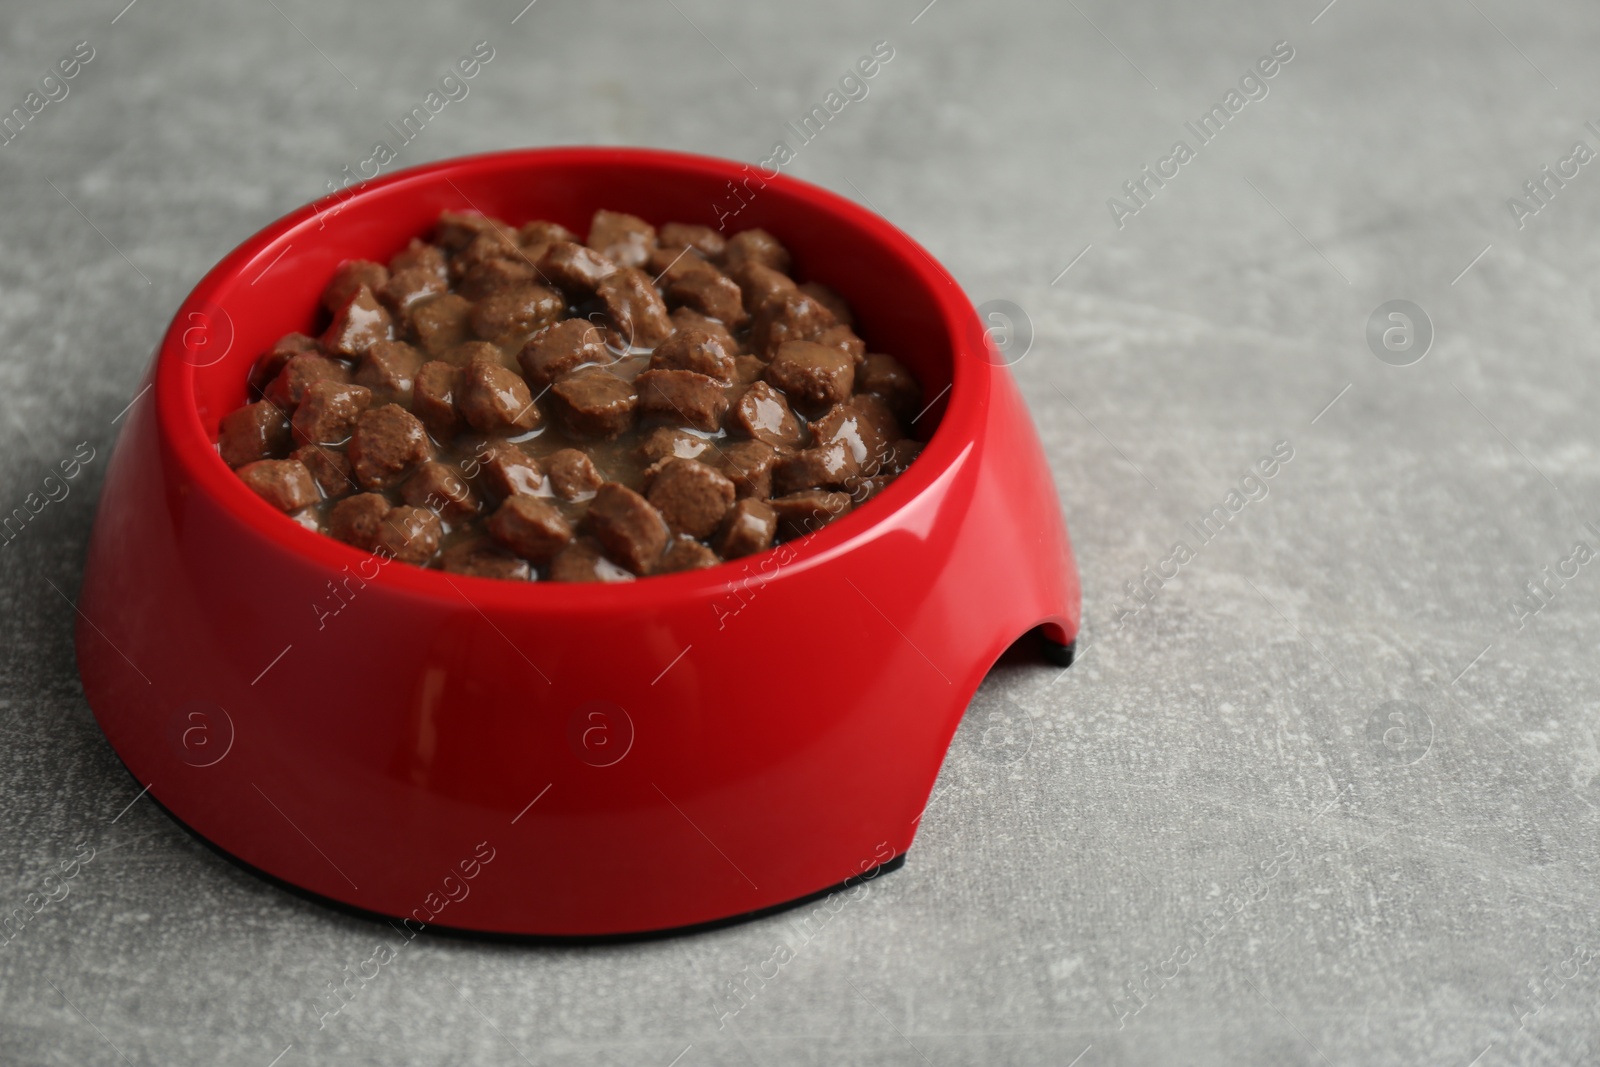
[122,759,907,943]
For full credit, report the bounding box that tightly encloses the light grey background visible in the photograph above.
[2,0,1598,1064]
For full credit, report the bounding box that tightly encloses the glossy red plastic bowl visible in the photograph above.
[76,147,1080,936]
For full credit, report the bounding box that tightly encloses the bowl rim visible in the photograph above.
[154,145,987,611]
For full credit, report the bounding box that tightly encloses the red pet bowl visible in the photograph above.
[76,147,1080,936]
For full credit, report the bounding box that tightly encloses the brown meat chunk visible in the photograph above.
[546,448,603,500]
[648,245,720,284]
[441,537,533,581]
[596,268,673,349]
[729,380,805,449]
[519,219,575,249]
[458,360,540,435]
[549,536,633,583]
[450,231,524,282]
[470,284,564,346]
[412,362,463,439]
[321,285,393,358]
[670,307,741,353]
[857,353,922,423]
[659,222,726,260]
[769,490,853,539]
[646,458,736,538]
[731,355,766,385]
[766,341,855,417]
[322,260,390,314]
[537,241,618,297]
[658,537,720,573]
[488,496,573,562]
[665,270,748,328]
[773,441,861,495]
[727,261,796,317]
[712,440,780,499]
[348,404,431,489]
[474,441,544,500]
[410,293,474,356]
[814,324,865,362]
[518,319,608,390]
[264,352,350,410]
[458,256,537,301]
[587,209,657,269]
[799,282,853,326]
[376,504,442,565]
[721,228,791,274]
[810,394,902,469]
[250,332,321,397]
[354,340,424,406]
[440,341,504,369]
[291,380,372,446]
[550,368,637,439]
[715,498,777,559]
[389,238,448,278]
[327,493,393,551]
[237,459,319,512]
[649,326,736,381]
[635,369,728,433]
[402,461,479,519]
[291,445,354,499]
[637,427,712,464]
[219,400,291,467]
[435,211,514,254]
[378,267,448,321]
[586,482,669,575]
[750,289,836,358]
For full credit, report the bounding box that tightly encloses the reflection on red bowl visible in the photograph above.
[76,147,1080,936]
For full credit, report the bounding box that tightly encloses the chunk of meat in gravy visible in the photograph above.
[347,404,431,489]
[749,290,836,359]
[458,360,541,435]
[321,285,393,358]
[488,496,573,562]
[411,361,464,439]
[518,319,609,389]
[550,368,638,439]
[237,459,318,512]
[596,268,673,350]
[442,536,533,581]
[765,341,855,417]
[546,448,603,500]
[323,260,389,314]
[586,482,669,575]
[219,400,291,467]
[649,326,736,381]
[720,228,791,274]
[537,241,618,296]
[587,209,657,269]
[635,369,728,433]
[646,458,736,538]
[715,498,777,559]
[475,441,545,500]
[730,380,806,449]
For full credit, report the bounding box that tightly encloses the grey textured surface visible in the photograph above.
[2,0,1599,1064]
